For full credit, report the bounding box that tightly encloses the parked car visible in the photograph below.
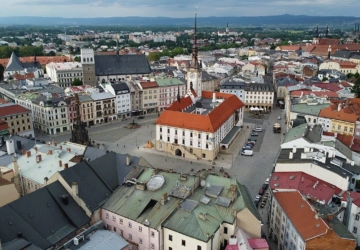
[245,143,254,148]
[258,188,265,195]
[255,200,260,207]
[248,138,257,142]
[262,183,269,190]
[265,177,270,184]
[138,115,145,119]
[278,116,281,120]
[250,132,259,136]
[254,195,262,202]
[253,127,262,132]
[247,141,255,146]
[241,150,253,156]
[243,145,252,150]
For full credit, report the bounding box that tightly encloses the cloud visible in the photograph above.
[2,0,360,17]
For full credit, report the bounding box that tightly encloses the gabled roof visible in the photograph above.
[139,81,158,89]
[60,161,112,212]
[5,52,24,72]
[0,104,30,117]
[156,91,244,132]
[0,181,89,249]
[319,104,359,123]
[274,191,328,241]
[95,54,152,76]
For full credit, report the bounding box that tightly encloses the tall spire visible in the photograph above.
[315,26,319,38]
[190,12,199,69]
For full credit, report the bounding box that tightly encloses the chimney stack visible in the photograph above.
[54,141,57,146]
[59,145,62,150]
[126,154,130,166]
[26,151,31,158]
[59,160,62,167]
[212,93,216,102]
[36,155,42,163]
[66,148,71,152]
[34,147,38,153]
[64,163,69,169]
[21,149,26,155]
[48,150,52,155]
[161,192,168,205]
[292,146,297,153]
[72,182,78,195]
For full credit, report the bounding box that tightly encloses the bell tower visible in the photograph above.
[187,12,202,99]
[81,48,96,86]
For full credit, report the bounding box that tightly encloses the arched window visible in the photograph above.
[83,57,85,63]
[90,57,93,62]
[87,58,89,62]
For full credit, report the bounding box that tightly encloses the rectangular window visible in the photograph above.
[128,222,132,228]
[182,131,185,136]
[197,246,202,250]
[139,226,142,232]
[190,132,193,137]
[353,227,357,234]
[151,231,155,237]
[112,216,116,222]
[198,133,201,139]
[169,235,173,241]
[151,244,155,249]
[120,219,123,224]
[182,240,186,246]
[160,127,162,132]
[105,213,109,219]
[139,238,143,244]
[129,234,132,240]
[356,215,360,221]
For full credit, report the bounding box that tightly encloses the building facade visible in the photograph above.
[0,104,33,137]
[156,77,186,112]
[244,83,274,111]
[102,82,131,118]
[138,81,159,114]
[46,62,83,88]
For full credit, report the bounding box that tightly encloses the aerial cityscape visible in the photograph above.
[1,3,360,250]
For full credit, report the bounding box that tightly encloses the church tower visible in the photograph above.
[81,48,96,86]
[187,12,202,99]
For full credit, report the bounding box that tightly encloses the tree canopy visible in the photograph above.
[72,78,83,86]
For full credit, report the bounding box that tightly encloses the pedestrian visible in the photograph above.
[117,144,118,147]
[124,145,125,148]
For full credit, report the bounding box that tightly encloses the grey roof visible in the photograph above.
[331,50,352,59]
[303,124,323,143]
[202,71,217,81]
[220,80,246,90]
[112,82,130,93]
[245,82,274,92]
[277,148,357,177]
[5,52,24,72]
[0,181,89,249]
[22,61,42,70]
[87,151,140,191]
[276,77,299,86]
[60,161,113,212]
[2,238,42,250]
[1,135,40,155]
[72,230,129,250]
[83,146,106,162]
[95,54,152,76]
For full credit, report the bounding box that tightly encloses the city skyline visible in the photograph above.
[2,0,360,18]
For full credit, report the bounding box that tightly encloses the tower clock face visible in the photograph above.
[189,73,195,79]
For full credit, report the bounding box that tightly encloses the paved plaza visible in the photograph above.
[37,108,286,249]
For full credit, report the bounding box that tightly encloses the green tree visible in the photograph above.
[72,78,83,86]
[48,51,56,56]
[74,56,81,62]
[147,52,160,62]
[170,47,185,57]
[0,46,14,59]
[321,77,328,82]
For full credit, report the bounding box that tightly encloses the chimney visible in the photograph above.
[59,145,62,150]
[26,151,31,158]
[289,152,293,159]
[212,93,216,102]
[21,149,26,155]
[72,182,79,195]
[64,163,69,169]
[36,155,42,163]
[327,214,334,221]
[126,154,131,166]
[161,192,168,205]
[34,147,38,153]
[60,194,69,205]
[59,160,62,167]
[54,141,57,146]
[46,142,50,146]
[12,154,19,176]
[292,146,297,153]
[338,103,342,112]
[66,148,71,152]
[199,213,207,221]
[48,150,52,155]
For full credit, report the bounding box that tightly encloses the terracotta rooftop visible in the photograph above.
[274,191,328,241]
[312,83,342,92]
[0,104,31,117]
[156,91,244,132]
[139,81,158,89]
[341,192,360,207]
[318,104,358,123]
[290,90,338,98]
[270,172,342,203]
[276,45,300,51]
[0,56,71,67]
[12,72,35,80]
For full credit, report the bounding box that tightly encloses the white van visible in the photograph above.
[241,149,253,156]
[253,127,262,132]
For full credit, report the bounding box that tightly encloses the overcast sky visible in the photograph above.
[2,0,360,18]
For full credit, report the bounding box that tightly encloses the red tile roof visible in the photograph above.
[339,81,352,88]
[312,83,342,92]
[156,91,244,132]
[0,99,7,104]
[139,81,158,89]
[289,90,338,98]
[319,104,358,123]
[336,133,353,147]
[274,191,328,241]
[317,38,340,46]
[12,72,35,80]
[270,172,341,203]
[277,45,300,51]
[0,104,30,117]
[341,191,360,207]
[0,56,71,67]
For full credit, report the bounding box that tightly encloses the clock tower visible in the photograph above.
[187,12,202,99]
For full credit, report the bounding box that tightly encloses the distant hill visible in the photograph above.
[0,15,360,27]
